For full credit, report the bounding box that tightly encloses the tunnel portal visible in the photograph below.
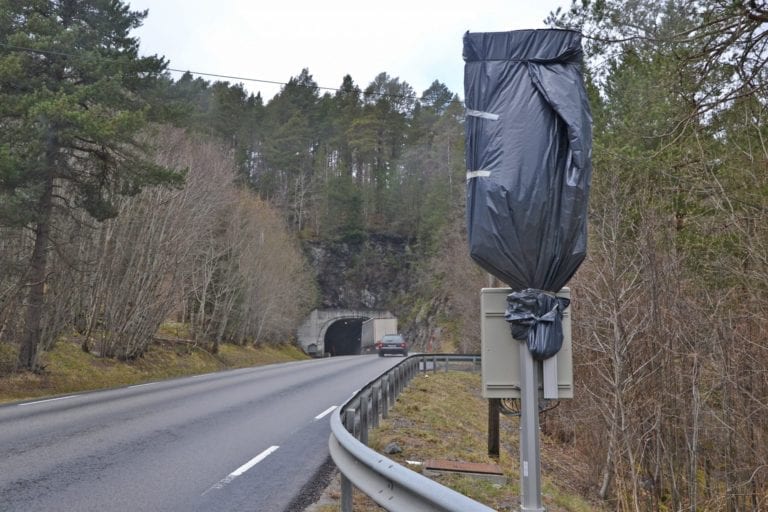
[324,318,366,356]
[296,309,395,356]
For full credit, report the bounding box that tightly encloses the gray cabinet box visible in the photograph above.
[481,288,573,399]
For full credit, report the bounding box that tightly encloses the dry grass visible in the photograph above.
[0,337,308,404]
[308,371,603,512]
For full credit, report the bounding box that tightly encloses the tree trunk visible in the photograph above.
[18,172,54,371]
[599,439,614,500]
[688,353,701,512]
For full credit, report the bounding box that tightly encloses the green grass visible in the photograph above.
[318,372,603,512]
[0,338,309,404]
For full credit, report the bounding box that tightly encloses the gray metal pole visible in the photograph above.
[519,341,545,511]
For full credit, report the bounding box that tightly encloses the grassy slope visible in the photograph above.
[0,339,308,404]
[310,371,604,512]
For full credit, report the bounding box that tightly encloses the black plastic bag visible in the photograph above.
[505,289,570,360]
[464,29,592,359]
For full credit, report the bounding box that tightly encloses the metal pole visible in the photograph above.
[519,342,545,511]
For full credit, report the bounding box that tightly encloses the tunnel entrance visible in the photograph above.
[324,318,365,356]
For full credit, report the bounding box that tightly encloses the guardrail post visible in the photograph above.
[347,406,358,439]
[341,409,355,512]
[381,376,390,419]
[371,384,380,428]
[389,372,396,408]
[360,391,369,446]
[444,356,449,372]
[432,355,437,373]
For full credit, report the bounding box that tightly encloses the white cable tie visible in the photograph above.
[466,109,500,121]
[466,170,491,180]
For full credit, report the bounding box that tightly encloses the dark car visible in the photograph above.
[376,334,408,357]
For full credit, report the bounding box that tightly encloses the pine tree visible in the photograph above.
[0,0,182,370]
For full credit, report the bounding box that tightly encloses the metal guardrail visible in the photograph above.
[328,353,496,512]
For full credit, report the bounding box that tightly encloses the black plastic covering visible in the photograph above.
[464,29,592,360]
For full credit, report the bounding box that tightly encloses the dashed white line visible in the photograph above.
[18,395,75,407]
[231,446,279,476]
[202,445,280,495]
[128,383,153,389]
[314,406,337,420]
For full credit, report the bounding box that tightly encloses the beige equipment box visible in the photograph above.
[481,287,573,399]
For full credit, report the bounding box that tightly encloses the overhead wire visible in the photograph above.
[0,41,435,102]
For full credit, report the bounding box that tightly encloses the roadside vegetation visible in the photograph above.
[0,332,307,404]
[308,371,601,512]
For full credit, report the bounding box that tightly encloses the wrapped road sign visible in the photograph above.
[464,29,592,360]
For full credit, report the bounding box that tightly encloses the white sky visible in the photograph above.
[127,0,570,101]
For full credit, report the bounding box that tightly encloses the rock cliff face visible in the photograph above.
[302,234,453,353]
[303,234,415,310]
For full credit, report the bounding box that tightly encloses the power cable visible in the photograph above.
[166,67,345,95]
[0,41,433,102]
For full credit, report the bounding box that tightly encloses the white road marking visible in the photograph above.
[314,406,337,420]
[230,446,280,476]
[128,383,153,389]
[17,395,75,407]
[202,446,280,495]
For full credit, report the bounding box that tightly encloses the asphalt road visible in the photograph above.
[0,354,403,512]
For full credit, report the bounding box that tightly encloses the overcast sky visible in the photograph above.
[127,0,570,101]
